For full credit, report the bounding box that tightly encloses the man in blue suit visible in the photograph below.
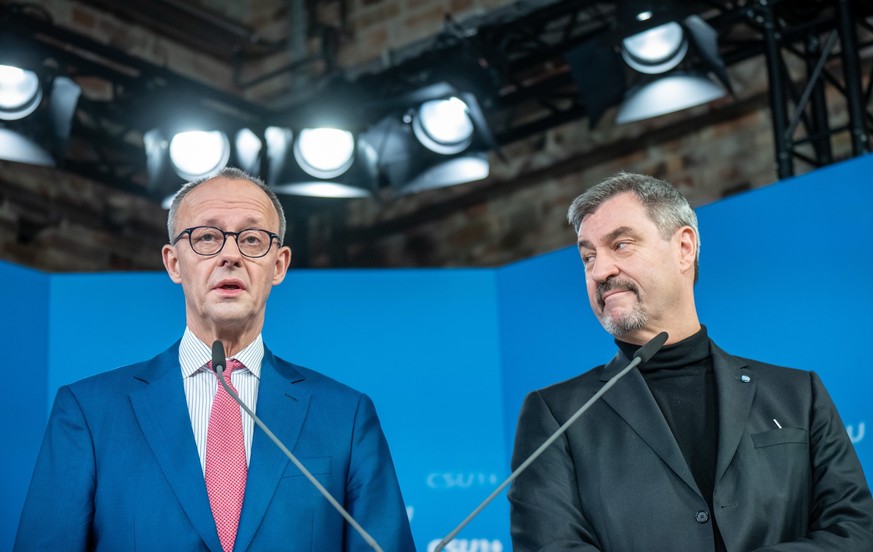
[15,168,415,551]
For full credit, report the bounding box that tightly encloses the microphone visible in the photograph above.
[633,331,668,364]
[211,340,384,552]
[211,340,226,373]
[432,331,669,552]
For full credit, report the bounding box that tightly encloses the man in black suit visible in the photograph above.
[508,172,873,551]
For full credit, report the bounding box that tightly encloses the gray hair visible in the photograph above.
[567,172,700,280]
[166,167,286,244]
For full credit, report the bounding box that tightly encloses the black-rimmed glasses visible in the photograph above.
[172,226,280,258]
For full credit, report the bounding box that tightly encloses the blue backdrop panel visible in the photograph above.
[498,156,873,480]
[0,262,49,551]
[260,269,509,550]
[47,272,185,400]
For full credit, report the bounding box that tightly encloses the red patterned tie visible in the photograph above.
[205,359,247,552]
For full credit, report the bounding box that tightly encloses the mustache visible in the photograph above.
[597,278,639,309]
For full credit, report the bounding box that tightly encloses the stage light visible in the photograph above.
[168,130,230,180]
[621,22,688,75]
[265,126,376,198]
[294,127,355,179]
[145,124,263,202]
[566,15,732,126]
[365,82,498,195]
[636,11,654,22]
[616,15,731,124]
[0,65,42,121]
[0,68,81,166]
[412,97,474,154]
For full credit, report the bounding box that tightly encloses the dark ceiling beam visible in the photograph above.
[76,0,281,60]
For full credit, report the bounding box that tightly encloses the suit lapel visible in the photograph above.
[128,343,223,552]
[234,347,311,552]
[712,344,756,485]
[599,354,702,497]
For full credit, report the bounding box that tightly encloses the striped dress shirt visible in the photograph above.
[179,328,262,473]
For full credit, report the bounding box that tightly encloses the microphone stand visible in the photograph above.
[212,341,384,552]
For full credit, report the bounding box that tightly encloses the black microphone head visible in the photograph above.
[633,331,669,364]
[211,340,226,372]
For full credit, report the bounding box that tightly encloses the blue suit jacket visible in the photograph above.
[15,342,415,551]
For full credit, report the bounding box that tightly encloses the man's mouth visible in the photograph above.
[602,289,629,302]
[597,279,638,309]
[214,279,246,292]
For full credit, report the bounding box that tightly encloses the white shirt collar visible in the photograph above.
[179,327,263,379]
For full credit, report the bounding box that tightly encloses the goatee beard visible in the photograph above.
[597,278,647,336]
[601,303,648,336]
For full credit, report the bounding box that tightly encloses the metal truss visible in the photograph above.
[748,0,873,178]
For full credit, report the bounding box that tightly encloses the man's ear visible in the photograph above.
[272,245,292,285]
[677,226,697,274]
[162,244,183,284]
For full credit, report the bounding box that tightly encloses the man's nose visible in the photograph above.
[589,253,619,283]
[218,235,243,263]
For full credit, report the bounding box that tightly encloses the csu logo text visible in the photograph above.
[427,538,503,552]
[427,472,499,489]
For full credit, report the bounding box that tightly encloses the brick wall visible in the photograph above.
[0,161,167,271]
[43,0,237,90]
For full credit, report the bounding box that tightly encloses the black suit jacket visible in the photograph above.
[509,342,873,551]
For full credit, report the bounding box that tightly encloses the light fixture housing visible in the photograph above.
[0,69,81,167]
[0,28,82,166]
[366,82,498,195]
[145,123,263,204]
[566,14,733,126]
[265,125,376,198]
[616,73,726,124]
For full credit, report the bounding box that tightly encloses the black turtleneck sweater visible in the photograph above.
[617,326,726,552]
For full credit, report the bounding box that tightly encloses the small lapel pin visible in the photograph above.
[740,375,751,383]
[773,418,783,429]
